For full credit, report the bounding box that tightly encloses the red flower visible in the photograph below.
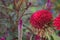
[30,10,52,29]
[34,35,40,40]
[53,14,60,30]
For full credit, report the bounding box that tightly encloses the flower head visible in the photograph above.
[30,10,52,29]
[53,14,60,30]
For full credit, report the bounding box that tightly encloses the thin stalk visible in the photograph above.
[18,19,23,40]
[16,0,31,40]
[30,35,33,40]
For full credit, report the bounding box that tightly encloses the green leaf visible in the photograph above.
[8,4,13,9]
[46,32,51,40]
[50,35,54,40]
[30,7,37,12]
[6,36,13,40]
[51,33,60,40]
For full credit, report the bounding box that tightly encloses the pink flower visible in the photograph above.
[30,10,52,29]
[53,14,60,30]
[0,37,5,40]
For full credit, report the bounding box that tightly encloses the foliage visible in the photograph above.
[0,0,60,40]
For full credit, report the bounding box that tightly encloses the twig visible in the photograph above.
[14,0,24,40]
[30,34,33,40]
[0,5,14,11]
[14,0,23,11]
[15,0,31,40]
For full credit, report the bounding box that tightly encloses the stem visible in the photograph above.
[47,0,50,7]
[14,0,23,11]
[46,0,52,10]
[0,5,14,11]
[18,19,23,40]
[14,0,23,40]
[16,1,31,40]
[30,35,33,40]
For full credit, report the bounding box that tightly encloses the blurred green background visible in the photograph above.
[0,0,60,40]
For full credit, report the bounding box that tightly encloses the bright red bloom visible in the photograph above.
[30,10,52,29]
[53,14,60,30]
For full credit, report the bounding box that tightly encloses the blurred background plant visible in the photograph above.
[0,0,60,40]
